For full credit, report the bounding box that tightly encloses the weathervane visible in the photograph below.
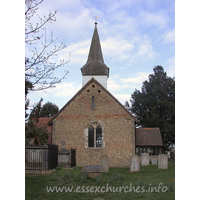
[94,16,99,25]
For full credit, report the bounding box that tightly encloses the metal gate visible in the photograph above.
[25,144,58,172]
[48,144,58,170]
[71,148,76,167]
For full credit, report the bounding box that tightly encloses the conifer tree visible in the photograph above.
[125,66,175,148]
[39,102,59,117]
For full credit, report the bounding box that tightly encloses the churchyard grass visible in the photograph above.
[25,160,175,200]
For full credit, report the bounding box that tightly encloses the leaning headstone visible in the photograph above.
[151,157,158,165]
[141,153,149,166]
[130,155,140,172]
[158,154,168,169]
[100,155,109,172]
[82,165,102,178]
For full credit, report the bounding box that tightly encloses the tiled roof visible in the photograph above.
[33,117,52,133]
[136,128,163,146]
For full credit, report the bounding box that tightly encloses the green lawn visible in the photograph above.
[25,160,175,200]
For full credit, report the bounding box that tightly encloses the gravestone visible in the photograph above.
[158,154,168,169]
[151,157,157,165]
[130,155,140,172]
[100,155,109,172]
[141,153,149,166]
[82,165,102,178]
[58,148,70,168]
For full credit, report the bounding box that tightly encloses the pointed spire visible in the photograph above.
[81,23,109,77]
[86,22,104,63]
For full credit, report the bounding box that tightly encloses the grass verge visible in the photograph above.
[25,160,175,200]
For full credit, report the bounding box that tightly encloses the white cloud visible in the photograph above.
[112,94,131,105]
[138,11,169,29]
[46,82,82,97]
[101,36,134,62]
[102,35,156,63]
[108,79,131,92]
[163,29,175,44]
[108,72,150,94]
[137,41,155,59]
[58,40,90,66]
[165,57,175,77]
[120,72,149,86]
[28,81,81,99]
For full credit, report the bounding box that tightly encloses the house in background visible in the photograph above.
[27,117,52,145]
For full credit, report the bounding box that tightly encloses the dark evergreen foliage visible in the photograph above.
[39,102,59,117]
[125,66,175,148]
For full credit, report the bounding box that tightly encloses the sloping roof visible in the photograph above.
[136,128,163,146]
[33,117,52,133]
[81,23,109,77]
[48,78,139,125]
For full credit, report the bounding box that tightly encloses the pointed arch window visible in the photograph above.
[88,123,102,148]
[92,96,95,110]
[88,126,94,147]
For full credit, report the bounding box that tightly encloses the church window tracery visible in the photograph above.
[87,123,103,148]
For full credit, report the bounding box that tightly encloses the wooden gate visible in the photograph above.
[71,148,76,167]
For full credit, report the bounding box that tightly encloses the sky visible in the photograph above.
[26,0,175,110]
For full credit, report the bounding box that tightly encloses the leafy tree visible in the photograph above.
[29,98,43,122]
[125,66,175,149]
[25,98,50,145]
[39,102,59,117]
[25,80,33,120]
[38,129,49,145]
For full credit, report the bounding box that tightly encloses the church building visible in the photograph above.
[48,22,162,167]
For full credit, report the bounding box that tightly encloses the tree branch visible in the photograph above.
[25,0,69,92]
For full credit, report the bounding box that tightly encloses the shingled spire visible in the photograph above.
[81,22,109,88]
[86,22,104,63]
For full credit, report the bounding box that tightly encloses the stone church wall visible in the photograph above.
[52,80,135,167]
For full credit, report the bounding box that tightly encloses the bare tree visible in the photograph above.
[25,0,69,92]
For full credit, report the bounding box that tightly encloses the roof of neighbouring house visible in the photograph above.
[33,117,52,133]
[136,128,163,146]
